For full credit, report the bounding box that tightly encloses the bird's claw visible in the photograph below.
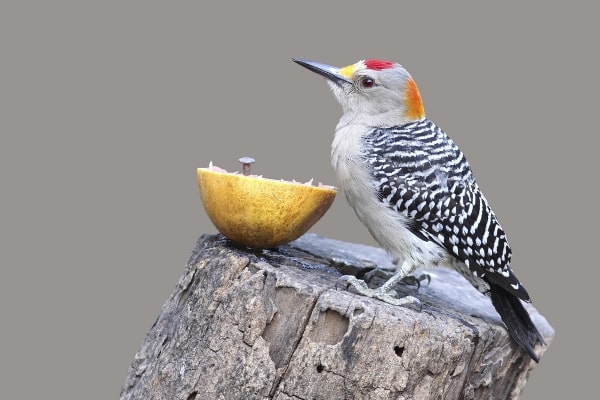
[400,273,431,289]
[364,269,431,290]
[336,275,422,310]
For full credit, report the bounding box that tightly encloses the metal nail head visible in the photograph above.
[239,157,256,176]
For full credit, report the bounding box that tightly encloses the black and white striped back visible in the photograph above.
[363,118,529,301]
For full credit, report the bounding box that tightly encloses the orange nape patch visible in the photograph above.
[404,78,425,120]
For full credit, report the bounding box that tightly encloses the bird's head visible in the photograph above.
[293,58,425,127]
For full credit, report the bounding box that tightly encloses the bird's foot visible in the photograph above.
[400,273,431,289]
[364,269,431,289]
[337,275,421,308]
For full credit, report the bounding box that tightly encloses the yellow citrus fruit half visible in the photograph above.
[197,165,337,249]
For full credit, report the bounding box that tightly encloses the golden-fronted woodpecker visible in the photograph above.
[293,58,545,362]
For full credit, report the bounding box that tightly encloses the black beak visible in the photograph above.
[293,58,353,86]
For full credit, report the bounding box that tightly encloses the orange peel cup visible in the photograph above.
[197,162,337,249]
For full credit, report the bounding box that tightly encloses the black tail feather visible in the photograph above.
[489,283,545,362]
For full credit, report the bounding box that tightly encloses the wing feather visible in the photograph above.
[365,121,530,301]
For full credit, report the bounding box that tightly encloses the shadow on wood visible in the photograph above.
[120,233,553,400]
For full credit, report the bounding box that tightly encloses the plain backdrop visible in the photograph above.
[2,1,597,398]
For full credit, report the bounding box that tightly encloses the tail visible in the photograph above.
[489,283,546,362]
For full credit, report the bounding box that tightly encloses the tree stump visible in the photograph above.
[120,233,553,400]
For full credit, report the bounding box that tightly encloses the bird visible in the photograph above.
[293,58,545,362]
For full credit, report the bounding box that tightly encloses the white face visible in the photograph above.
[294,58,424,126]
[327,62,413,124]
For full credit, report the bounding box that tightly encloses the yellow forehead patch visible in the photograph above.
[338,63,357,79]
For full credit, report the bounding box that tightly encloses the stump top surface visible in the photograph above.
[121,233,553,400]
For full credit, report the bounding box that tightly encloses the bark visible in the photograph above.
[121,233,553,400]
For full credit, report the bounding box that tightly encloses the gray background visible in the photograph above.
[2,1,596,398]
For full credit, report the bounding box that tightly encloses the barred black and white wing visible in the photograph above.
[364,119,545,361]
[364,119,528,301]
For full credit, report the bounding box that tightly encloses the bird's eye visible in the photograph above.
[359,77,375,89]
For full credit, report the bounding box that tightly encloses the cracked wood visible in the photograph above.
[120,233,553,400]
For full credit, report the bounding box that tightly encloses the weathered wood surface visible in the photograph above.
[120,233,553,400]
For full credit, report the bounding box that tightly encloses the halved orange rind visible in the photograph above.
[197,163,337,249]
